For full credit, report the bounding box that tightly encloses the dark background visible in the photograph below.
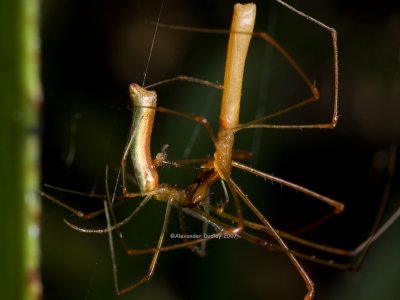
[41,1,400,299]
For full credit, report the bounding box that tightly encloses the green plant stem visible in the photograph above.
[0,0,41,299]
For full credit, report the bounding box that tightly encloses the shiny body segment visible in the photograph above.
[128,84,158,192]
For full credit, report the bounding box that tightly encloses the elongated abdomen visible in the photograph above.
[129,83,158,192]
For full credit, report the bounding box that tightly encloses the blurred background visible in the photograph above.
[41,0,400,299]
